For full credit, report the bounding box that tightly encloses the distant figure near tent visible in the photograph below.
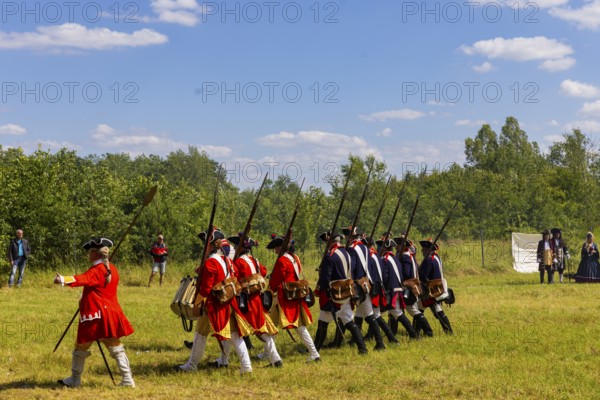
[574,232,600,283]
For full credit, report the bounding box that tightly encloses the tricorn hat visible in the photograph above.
[318,231,344,242]
[419,238,439,251]
[550,228,561,235]
[228,234,259,248]
[198,229,225,243]
[542,229,550,236]
[342,226,362,237]
[394,235,413,248]
[266,234,284,249]
[83,237,113,250]
[376,238,397,249]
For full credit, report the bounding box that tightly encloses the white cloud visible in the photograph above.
[455,119,487,127]
[544,134,565,143]
[549,119,560,127]
[460,36,575,72]
[539,57,576,72]
[549,1,600,30]
[564,120,600,133]
[473,61,494,73]
[427,101,454,107]
[90,124,231,157]
[560,79,600,98]
[150,0,203,26]
[376,128,393,137]
[579,100,600,117]
[0,124,26,135]
[359,109,425,122]
[0,23,168,51]
[35,140,81,151]
[255,130,381,165]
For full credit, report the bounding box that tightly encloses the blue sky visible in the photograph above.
[1,0,600,187]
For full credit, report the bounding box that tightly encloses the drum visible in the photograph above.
[171,276,198,331]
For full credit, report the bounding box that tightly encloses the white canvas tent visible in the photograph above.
[512,232,541,273]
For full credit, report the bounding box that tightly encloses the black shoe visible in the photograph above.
[265,360,283,368]
[184,340,193,349]
[313,357,321,362]
[207,361,228,369]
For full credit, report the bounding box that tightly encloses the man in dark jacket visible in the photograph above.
[7,229,31,288]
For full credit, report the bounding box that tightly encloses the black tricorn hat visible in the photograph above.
[83,237,113,250]
[228,234,259,248]
[542,229,550,235]
[550,228,561,235]
[318,231,344,242]
[376,238,397,248]
[266,234,284,249]
[394,235,413,248]
[198,229,225,243]
[419,239,439,251]
[342,226,362,237]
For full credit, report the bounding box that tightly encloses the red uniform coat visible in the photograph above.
[234,254,276,335]
[268,253,313,329]
[200,252,250,340]
[65,260,134,344]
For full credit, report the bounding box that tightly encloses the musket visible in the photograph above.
[53,185,158,354]
[397,195,420,258]
[277,178,305,259]
[234,173,268,260]
[345,160,374,249]
[196,175,220,288]
[378,180,408,257]
[367,175,392,247]
[422,200,460,263]
[316,164,354,272]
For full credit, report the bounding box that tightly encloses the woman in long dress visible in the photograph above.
[574,232,600,283]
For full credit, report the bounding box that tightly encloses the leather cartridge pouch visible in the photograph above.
[239,273,267,295]
[427,279,445,298]
[402,278,422,297]
[329,278,355,303]
[282,279,310,301]
[212,277,243,304]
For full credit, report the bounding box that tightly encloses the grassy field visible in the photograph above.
[1,240,599,399]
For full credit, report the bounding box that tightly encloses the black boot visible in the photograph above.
[539,270,544,284]
[436,310,453,335]
[416,313,434,337]
[365,315,386,350]
[314,320,329,351]
[325,319,346,348]
[398,313,418,339]
[376,316,399,344]
[348,317,363,345]
[388,314,398,335]
[363,320,375,341]
[548,271,555,284]
[345,321,368,355]
[243,335,254,350]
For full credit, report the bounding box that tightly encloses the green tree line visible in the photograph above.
[1,116,598,270]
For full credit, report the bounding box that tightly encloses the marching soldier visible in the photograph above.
[267,234,321,362]
[186,230,252,352]
[419,239,453,335]
[395,235,431,338]
[176,230,254,374]
[314,231,370,354]
[345,227,393,349]
[537,229,555,284]
[551,228,570,283]
[53,238,135,387]
[228,235,282,367]
[378,236,411,341]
